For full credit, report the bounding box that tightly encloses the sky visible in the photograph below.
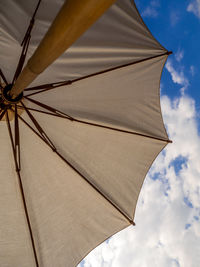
[79,1,200,266]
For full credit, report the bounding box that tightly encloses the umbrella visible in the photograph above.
[0,0,172,266]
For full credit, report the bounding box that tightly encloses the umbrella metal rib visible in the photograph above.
[12,35,31,84]
[23,96,172,144]
[0,68,8,85]
[17,111,135,226]
[16,102,172,144]
[10,0,116,97]
[0,105,10,121]
[12,0,42,84]
[6,110,39,267]
[21,102,57,150]
[24,51,172,98]
[24,96,74,120]
[25,80,73,92]
[14,105,21,170]
[0,0,173,265]
[16,104,71,119]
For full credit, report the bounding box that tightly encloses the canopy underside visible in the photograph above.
[0,0,170,266]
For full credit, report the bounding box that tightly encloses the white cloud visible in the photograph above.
[141,0,160,18]
[165,60,189,94]
[187,0,200,18]
[170,11,180,26]
[190,65,195,76]
[80,95,200,267]
[142,7,158,18]
[175,49,184,62]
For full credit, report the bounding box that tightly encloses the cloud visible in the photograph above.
[170,11,180,26]
[175,49,184,62]
[141,0,160,18]
[190,65,196,76]
[79,94,200,267]
[165,60,189,93]
[142,7,158,18]
[187,0,200,18]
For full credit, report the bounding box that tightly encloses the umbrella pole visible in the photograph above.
[10,0,116,98]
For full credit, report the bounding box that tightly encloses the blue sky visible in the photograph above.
[79,1,200,267]
[136,0,200,104]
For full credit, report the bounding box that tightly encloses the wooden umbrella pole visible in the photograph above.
[10,0,116,98]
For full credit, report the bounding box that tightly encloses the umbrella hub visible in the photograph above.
[2,84,23,104]
[0,84,24,121]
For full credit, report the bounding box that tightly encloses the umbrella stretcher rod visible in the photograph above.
[10,0,116,98]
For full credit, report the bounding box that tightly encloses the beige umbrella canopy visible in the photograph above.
[0,0,171,266]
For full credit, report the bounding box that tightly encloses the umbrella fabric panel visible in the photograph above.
[21,111,166,221]
[0,0,34,43]
[29,55,168,141]
[0,123,36,267]
[31,0,166,85]
[0,0,170,266]
[0,0,166,85]
[19,119,130,267]
[0,27,22,85]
